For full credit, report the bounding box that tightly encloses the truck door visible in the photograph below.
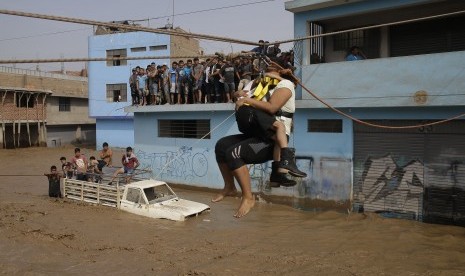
[120,188,149,216]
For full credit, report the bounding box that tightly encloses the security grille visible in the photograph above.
[353,120,465,226]
[158,120,210,139]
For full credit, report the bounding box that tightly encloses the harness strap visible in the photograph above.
[276,110,294,118]
[252,77,280,101]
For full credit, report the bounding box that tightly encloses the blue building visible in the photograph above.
[88,26,200,148]
[127,0,465,225]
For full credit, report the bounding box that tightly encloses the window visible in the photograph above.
[106,83,127,103]
[150,45,168,51]
[308,119,342,133]
[125,188,142,203]
[131,47,146,52]
[15,93,34,108]
[158,120,210,139]
[333,28,380,59]
[58,97,71,112]
[106,49,127,66]
[390,15,465,57]
[309,22,324,64]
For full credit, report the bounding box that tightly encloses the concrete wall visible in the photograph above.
[47,97,95,125]
[133,110,238,189]
[47,124,96,146]
[0,69,87,98]
[131,102,465,210]
[88,31,170,119]
[170,28,201,58]
[299,51,465,108]
[96,118,134,149]
[131,108,352,206]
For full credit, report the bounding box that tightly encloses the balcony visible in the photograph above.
[297,50,465,108]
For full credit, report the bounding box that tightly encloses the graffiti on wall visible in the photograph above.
[136,147,209,182]
[357,154,424,218]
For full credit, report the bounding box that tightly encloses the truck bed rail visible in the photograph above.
[63,178,125,208]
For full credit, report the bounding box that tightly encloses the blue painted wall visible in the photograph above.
[299,51,465,108]
[96,118,134,150]
[88,31,171,149]
[133,110,239,189]
[88,31,170,119]
[131,104,465,205]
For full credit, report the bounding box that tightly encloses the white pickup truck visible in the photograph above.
[62,178,210,221]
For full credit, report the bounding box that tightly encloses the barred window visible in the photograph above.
[308,119,342,133]
[131,47,146,52]
[106,49,127,66]
[150,45,168,51]
[106,83,127,103]
[333,28,380,58]
[158,120,210,139]
[58,97,71,112]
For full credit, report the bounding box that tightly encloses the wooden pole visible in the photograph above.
[35,94,41,147]
[26,93,31,147]
[17,92,24,147]
[0,89,7,149]
[41,94,47,147]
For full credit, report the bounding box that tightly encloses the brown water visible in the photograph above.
[1,147,465,275]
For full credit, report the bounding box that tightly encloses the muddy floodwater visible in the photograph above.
[1,147,465,275]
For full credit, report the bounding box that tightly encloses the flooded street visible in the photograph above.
[1,147,465,275]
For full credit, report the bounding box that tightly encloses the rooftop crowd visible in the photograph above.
[129,41,295,105]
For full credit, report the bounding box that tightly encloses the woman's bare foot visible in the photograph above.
[234,196,255,218]
[211,188,238,203]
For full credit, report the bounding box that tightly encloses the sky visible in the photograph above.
[0,0,294,71]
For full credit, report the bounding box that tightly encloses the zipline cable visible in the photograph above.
[0,9,259,46]
[273,9,465,45]
[0,54,218,64]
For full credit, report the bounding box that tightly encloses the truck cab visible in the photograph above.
[119,179,210,221]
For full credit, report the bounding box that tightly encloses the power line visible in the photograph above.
[0,27,90,42]
[146,0,276,21]
[0,9,259,46]
[275,9,465,45]
[0,54,217,64]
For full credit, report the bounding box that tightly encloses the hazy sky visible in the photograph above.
[0,0,294,71]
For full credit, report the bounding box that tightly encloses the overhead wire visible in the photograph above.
[267,60,465,130]
[0,9,259,46]
[146,0,276,21]
[0,27,91,42]
[273,9,465,45]
[0,8,463,130]
[0,54,217,64]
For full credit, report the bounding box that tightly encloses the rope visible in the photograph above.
[297,79,465,129]
[1,9,463,130]
[272,10,465,45]
[0,174,45,177]
[0,54,218,64]
[153,111,237,179]
[267,60,465,130]
[0,9,259,46]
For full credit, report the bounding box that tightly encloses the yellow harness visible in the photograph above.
[251,77,280,101]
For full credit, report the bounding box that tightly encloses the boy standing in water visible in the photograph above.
[44,165,62,198]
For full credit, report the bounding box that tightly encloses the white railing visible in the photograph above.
[63,178,124,208]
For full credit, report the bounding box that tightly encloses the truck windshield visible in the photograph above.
[144,184,176,204]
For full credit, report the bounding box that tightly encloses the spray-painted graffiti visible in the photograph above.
[357,155,424,218]
[136,147,209,182]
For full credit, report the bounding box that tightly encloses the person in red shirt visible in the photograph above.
[110,147,139,185]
